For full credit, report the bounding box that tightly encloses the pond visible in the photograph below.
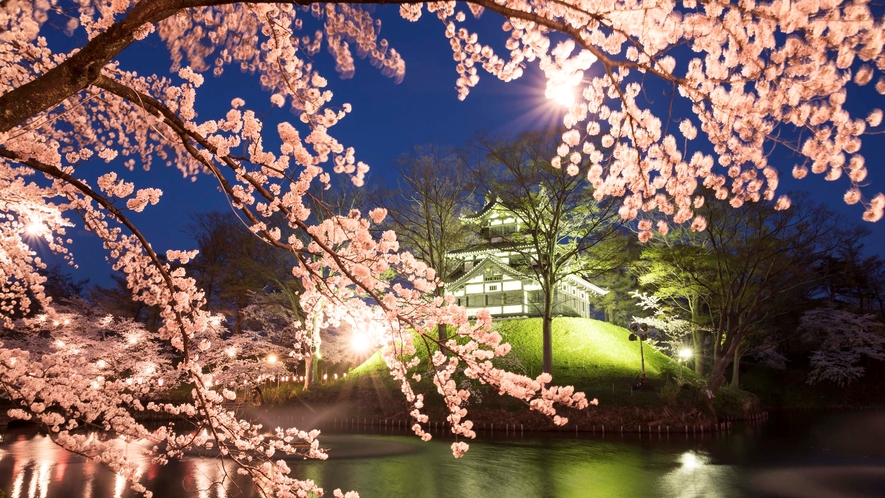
[0,411,884,497]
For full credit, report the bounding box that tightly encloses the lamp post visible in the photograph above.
[629,322,651,389]
[678,348,692,384]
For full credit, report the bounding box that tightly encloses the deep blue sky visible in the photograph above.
[36,6,885,287]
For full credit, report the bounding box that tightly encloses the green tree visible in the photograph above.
[816,235,885,318]
[638,193,851,393]
[585,232,643,327]
[39,263,89,306]
[186,212,296,334]
[469,130,624,375]
[635,234,715,376]
[89,273,159,326]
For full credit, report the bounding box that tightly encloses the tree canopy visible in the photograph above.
[637,193,855,392]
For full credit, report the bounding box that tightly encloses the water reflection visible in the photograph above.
[0,412,882,497]
[0,430,255,498]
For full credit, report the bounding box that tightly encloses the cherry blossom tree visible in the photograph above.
[801,307,885,387]
[192,312,296,398]
[3,299,175,390]
[630,290,702,359]
[1,0,884,495]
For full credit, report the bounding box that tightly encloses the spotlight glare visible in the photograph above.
[24,221,44,237]
[547,83,576,106]
[350,333,371,353]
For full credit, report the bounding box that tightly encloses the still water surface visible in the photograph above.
[0,411,884,498]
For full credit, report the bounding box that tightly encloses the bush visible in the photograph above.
[658,361,679,382]
[658,380,681,405]
[261,383,302,404]
[712,385,760,418]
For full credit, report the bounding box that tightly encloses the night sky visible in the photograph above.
[36,6,885,287]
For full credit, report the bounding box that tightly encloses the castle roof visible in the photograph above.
[445,255,530,291]
[463,194,499,220]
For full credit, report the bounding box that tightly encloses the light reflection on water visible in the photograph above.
[0,411,883,497]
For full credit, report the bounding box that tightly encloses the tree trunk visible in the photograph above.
[311,348,320,386]
[707,335,740,394]
[730,348,742,389]
[542,316,553,375]
[543,290,554,376]
[437,323,448,344]
[234,304,244,335]
[436,289,448,345]
[690,299,704,376]
[303,355,312,390]
[693,328,705,376]
[706,355,729,393]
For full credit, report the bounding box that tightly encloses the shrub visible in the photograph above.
[658,361,679,382]
[658,380,681,405]
[712,385,760,418]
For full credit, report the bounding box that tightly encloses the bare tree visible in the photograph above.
[375,145,478,343]
[468,130,624,375]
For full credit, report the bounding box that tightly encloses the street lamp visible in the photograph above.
[546,82,576,106]
[628,322,651,389]
[678,348,692,384]
[350,332,371,354]
[24,218,45,237]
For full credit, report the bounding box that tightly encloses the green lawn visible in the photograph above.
[313,317,702,410]
[492,317,694,407]
[265,317,766,423]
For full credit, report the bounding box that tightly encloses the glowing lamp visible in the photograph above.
[350,333,371,353]
[547,83,576,106]
[24,220,44,237]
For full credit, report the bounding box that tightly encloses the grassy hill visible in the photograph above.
[492,317,676,384]
[278,317,733,426]
[349,317,685,390]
